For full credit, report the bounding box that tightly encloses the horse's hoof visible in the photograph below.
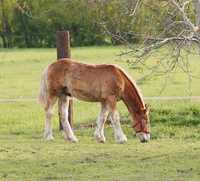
[96,136,106,143]
[95,135,106,143]
[94,131,106,143]
[44,135,54,141]
[116,135,127,144]
[98,139,106,143]
[68,136,78,143]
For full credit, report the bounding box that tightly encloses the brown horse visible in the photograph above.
[38,58,150,143]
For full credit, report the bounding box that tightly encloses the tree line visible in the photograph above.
[0,0,196,48]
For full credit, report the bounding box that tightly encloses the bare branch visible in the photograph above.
[130,0,141,17]
[102,0,200,95]
[183,0,192,10]
[170,0,198,32]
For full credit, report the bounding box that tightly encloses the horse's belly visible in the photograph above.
[70,80,101,102]
[72,89,100,102]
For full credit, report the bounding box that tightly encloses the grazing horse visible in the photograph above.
[38,59,150,143]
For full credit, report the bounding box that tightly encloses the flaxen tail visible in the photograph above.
[38,67,49,106]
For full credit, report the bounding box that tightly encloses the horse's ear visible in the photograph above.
[140,104,150,114]
[145,104,150,113]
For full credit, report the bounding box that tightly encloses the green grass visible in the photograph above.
[1,46,200,98]
[0,47,200,180]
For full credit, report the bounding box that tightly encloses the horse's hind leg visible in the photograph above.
[94,103,109,143]
[58,95,78,143]
[44,95,57,140]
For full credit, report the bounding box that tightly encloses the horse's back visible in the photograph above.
[46,59,125,101]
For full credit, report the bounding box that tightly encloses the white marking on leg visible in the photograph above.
[60,97,78,143]
[43,96,57,140]
[94,106,109,143]
[44,106,54,140]
[110,111,127,144]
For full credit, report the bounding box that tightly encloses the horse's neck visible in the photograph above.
[122,79,144,115]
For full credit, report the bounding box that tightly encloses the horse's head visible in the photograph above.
[133,104,150,143]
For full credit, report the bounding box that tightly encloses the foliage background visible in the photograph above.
[0,0,196,48]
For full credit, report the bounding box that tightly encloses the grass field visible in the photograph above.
[0,47,200,180]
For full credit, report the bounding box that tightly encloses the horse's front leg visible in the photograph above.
[59,96,78,143]
[94,104,109,143]
[110,110,127,144]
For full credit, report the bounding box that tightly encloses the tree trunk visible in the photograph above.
[56,31,73,130]
[0,0,12,48]
[18,10,31,47]
[0,34,7,48]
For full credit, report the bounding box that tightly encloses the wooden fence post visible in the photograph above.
[56,31,73,130]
